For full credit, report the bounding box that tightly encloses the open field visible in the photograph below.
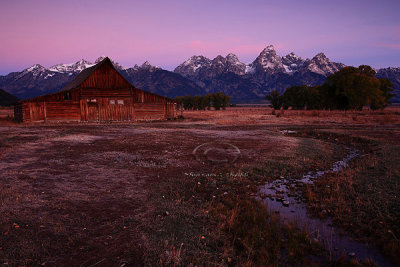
[0,107,399,266]
[184,106,400,126]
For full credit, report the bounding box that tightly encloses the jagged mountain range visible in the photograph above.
[173,45,350,102]
[0,46,399,103]
[0,56,204,100]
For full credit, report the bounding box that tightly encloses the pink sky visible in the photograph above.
[1,0,399,74]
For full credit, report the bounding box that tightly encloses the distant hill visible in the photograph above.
[0,88,19,106]
[122,62,204,98]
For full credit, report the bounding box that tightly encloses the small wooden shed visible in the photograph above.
[14,57,176,122]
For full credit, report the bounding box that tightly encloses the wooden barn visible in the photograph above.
[14,57,177,122]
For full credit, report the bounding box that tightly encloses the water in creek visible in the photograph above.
[258,147,393,266]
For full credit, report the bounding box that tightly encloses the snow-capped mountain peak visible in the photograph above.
[141,61,152,68]
[307,53,344,75]
[48,57,125,73]
[95,56,125,70]
[48,64,70,73]
[113,62,125,70]
[49,59,94,73]
[225,53,246,74]
[95,56,108,63]
[250,44,285,73]
[174,55,212,78]
[27,64,46,72]
[313,53,332,63]
[282,52,307,73]
[128,61,159,72]
[72,59,95,71]
[17,64,47,79]
[262,45,275,53]
[174,53,248,77]
[212,55,226,65]
[182,55,212,67]
[174,45,348,78]
[284,52,300,60]
[226,53,241,64]
[226,53,238,60]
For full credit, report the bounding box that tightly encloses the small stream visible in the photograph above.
[258,147,393,266]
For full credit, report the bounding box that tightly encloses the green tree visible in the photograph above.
[211,92,225,110]
[379,78,395,107]
[192,95,201,110]
[358,65,376,77]
[281,85,323,110]
[222,94,231,110]
[183,95,194,110]
[265,90,282,110]
[282,85,306,109]
[322,66,385,110]
[211,92,231,110]
[281,65,395,111]
[175,96,184,110]
[304,86,322,110]
[200,94,211,110]
[370,78,395,110]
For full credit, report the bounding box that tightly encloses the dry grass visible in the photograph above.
[183,106,400,126]
[0,106,399,265]
[146,160,331,266]
[301,129,400,265]
[142,128,363,265]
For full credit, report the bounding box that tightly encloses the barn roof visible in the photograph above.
[60,58,107,91]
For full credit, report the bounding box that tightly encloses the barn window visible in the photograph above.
[64,92,72,100]
[117,100,124,105]
[110,100,115,105]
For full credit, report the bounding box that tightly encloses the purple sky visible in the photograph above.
[1,0,399,74]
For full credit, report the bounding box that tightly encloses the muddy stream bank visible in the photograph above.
[257,145,393,266]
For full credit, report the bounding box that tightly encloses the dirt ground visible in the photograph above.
[0,107,399,266]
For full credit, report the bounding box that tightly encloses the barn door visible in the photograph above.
[30,102,45,121]
[87,102,99,121]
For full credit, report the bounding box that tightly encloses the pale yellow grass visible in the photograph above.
[183,107,400,126]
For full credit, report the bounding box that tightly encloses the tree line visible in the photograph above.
[175,92,231,110]
[266,65,396,110]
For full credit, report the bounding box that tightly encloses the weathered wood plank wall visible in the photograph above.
[134,103,165,120]
[80,64,132,90]
[45,101,80,121]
